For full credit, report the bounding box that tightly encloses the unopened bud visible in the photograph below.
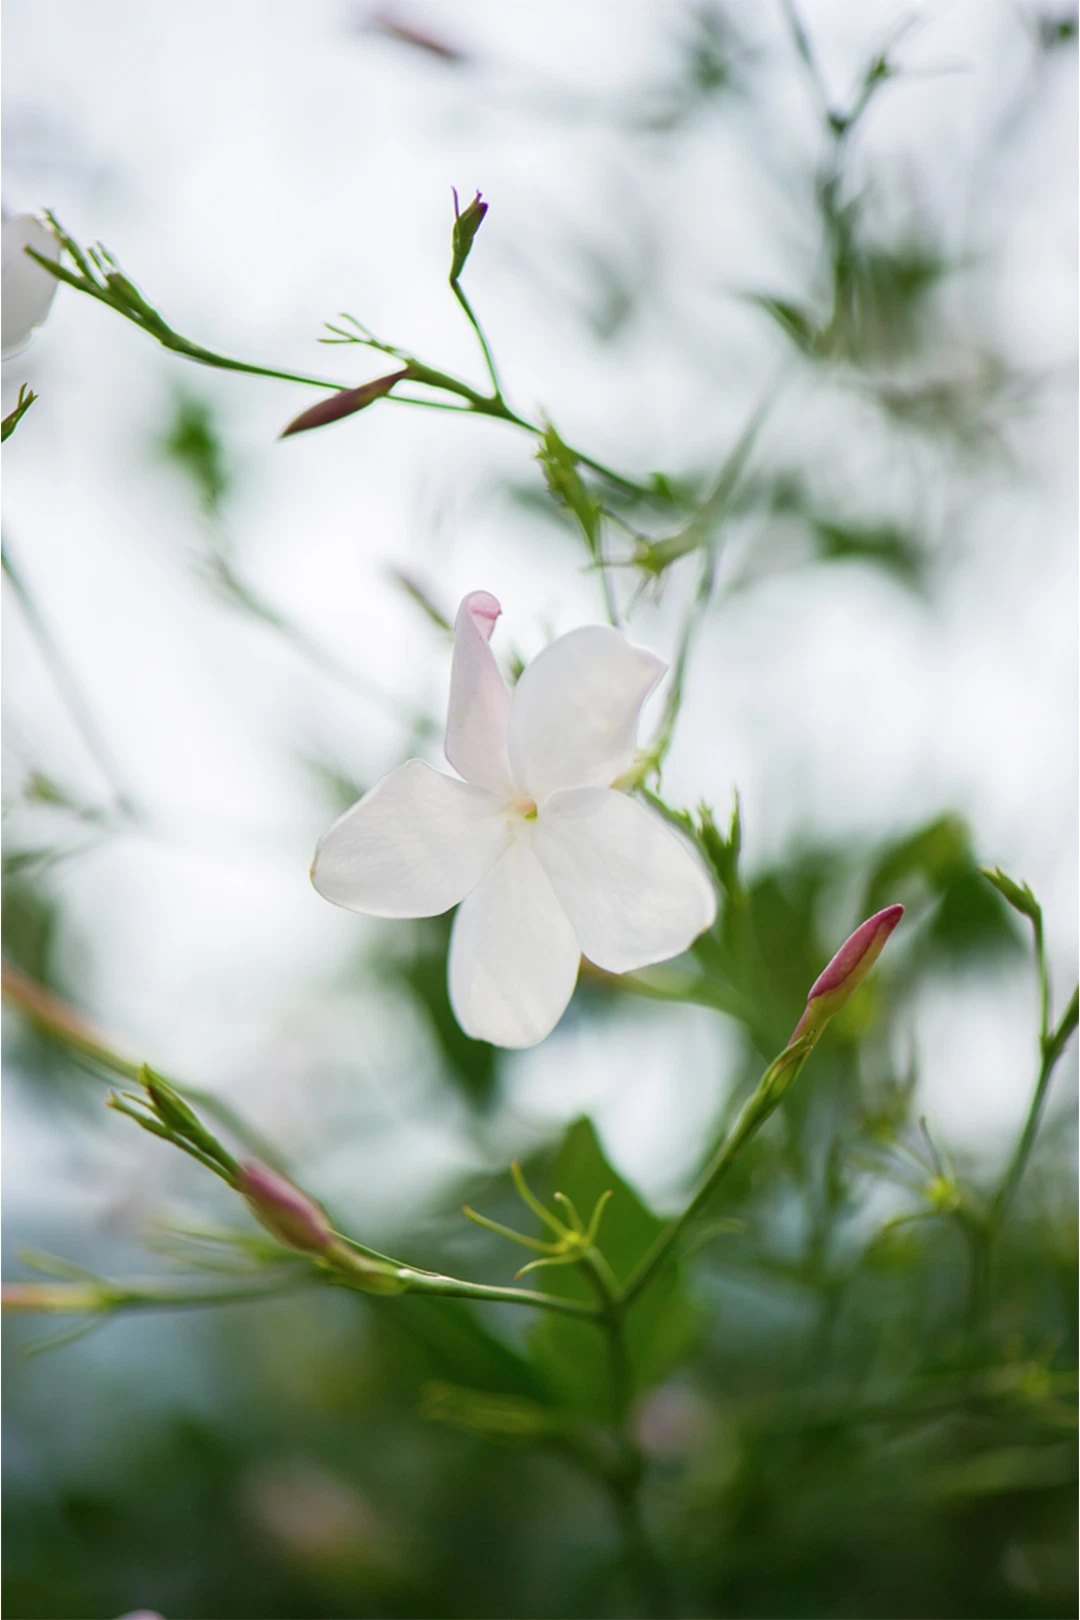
[280,368,412,438]
[792,904,904,1041]
[141,1068,238,1175]
[237,1162,335,1254]
[449,188,488,283]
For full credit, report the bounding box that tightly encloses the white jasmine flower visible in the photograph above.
[2,211,60,359]
[313,592,716,1048]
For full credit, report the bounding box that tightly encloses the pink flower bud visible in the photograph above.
[791,904,903,1042]
[280,368,412,438]
[237,1162,335,1254]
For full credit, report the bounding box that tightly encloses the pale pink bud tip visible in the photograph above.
[806,904,904,1004]
[237,1162,334,1254]
[458,590,501,642]
[792,904,903,1041]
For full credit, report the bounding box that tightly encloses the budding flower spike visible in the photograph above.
[311,592,717,1047]
[1,210,60,359]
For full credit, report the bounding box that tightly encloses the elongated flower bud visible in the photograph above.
[280,368,412,438]
[791,904,904,1041]
[237,1162,335,1254]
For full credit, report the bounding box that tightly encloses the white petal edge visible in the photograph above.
[507,625,665,804]
[448,833,581,1047]
[533,787,717,974]
[444,590,515,796]
[2,215,60,360]
[312,759,512,919]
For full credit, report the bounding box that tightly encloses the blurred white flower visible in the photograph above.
[313,591,716,1048]
[2,210,60,359]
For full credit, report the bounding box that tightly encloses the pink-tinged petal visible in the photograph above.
[534,787,716,973]
[2,215,59,359]
[237,1162,334,1253]
[312,759,511,918]
[791,904,904,1040]
[507,625,666,803]
[448,835,580,1047]
[445,590,514,796]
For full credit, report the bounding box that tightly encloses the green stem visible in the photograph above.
[346,1265,600,1321]
[5,1274,314,1317]
[451,279,504,399]
[989,988,1078,1231]
[2,537,138,820]
[620,1037,816,1308]
[575,1252,671,1616]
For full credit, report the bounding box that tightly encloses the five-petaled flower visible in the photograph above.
[312,592,717,1048]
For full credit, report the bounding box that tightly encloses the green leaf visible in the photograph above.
[528,1118,699,1418]
[809,517,925,592]
[371,1294,548,1402]
[1,384,37,442]
[160,394,230,514]
[536,423,602,553]
[865,816,1022,962]
[746,294,821,353]
[697,796,742,902]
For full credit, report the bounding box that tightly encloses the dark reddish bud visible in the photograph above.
[280,368,411,438]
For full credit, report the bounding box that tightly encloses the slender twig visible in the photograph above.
[620,1037,816,1308]
[450,278,504,400]
[359,1267,598,1321]
[988,989,1078,1231]
[2,536,138,820]
[1,962,288,1171]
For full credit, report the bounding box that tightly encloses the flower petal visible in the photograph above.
[534,788,717,973]
[507,625,665,802]
[1,215,59,359]
[444,590,514,796]
[449,834,580,1047]
[312,759,511,918]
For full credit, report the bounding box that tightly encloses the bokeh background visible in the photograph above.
[2,2,1076,1616]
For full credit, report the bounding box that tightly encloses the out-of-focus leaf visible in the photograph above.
[160,394,230,514]
[809,516,926,591]
[537,423,602,554]
[390,915,499,1108]
[746,294,822,353]
[865,816,1022,961]
[370,1294,548,1402]
[529,1118,699,1417]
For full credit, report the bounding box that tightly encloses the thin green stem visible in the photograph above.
[620,1038,816,1308]
[3,537,138,820]
[4,1273,315,1318]
[371,1266,600,1321]
[1,963,287,1170]
[989,988,1078,1231]
[451,279,504,399]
